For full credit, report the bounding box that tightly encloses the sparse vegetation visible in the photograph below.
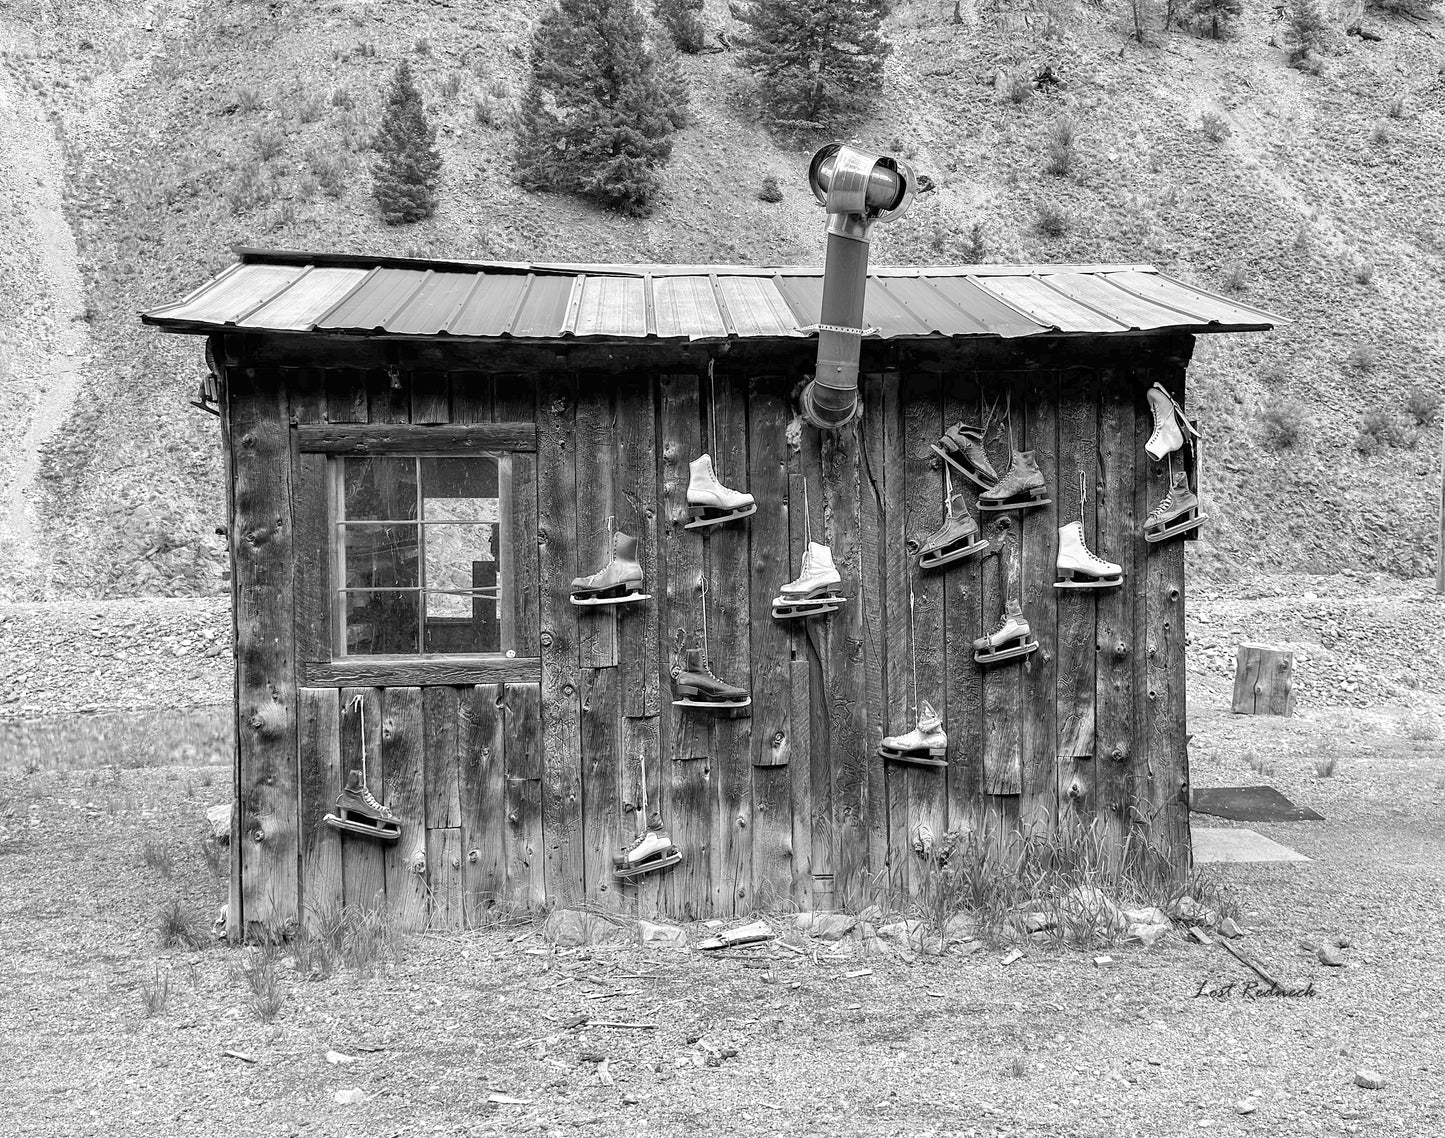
[1345,344,1376,372]
[371,61,443,225]
[513,0,687,216]
[330,86,355,111]
[1405,385,1443,426]
[1044,114,1076,177]
[252,127,284,163]
[1222,261,1248,292]
[142,840,173,876]
[1387,93,1409,119]
[656,0,707,53]
[1313,754,1339,777]
[235,86,260,114]
[298,92,324,124]
[1355,410,1408,455]
[440,70,464,99]
[473,93,497,127]
[1369,0,1441,13]
[1260,401,1302,449]
[1351,258,1375,285]
[158,898,209,949]
[1371,119,1391,146]
[1008,72,1033,105]
[1036,201,1069,238]
[758,174,783,203]
[962,219,987,264]
[140,964,170,1017]
[1202,110,1231,142]
[1190,0,1243,38]
[731,0,891,132]
[1283,0,1333,67]
[414,35,432,56]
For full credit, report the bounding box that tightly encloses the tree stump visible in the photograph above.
[1231,643,1295,716]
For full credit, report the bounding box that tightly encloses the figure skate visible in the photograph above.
[1143,471,1205,543]
[1054,521,1123,588]
[685,453,757,530]
[571,531,650,606]
[323,770,402,842]
[772,541,846,620]
[671,646,752,711]
[878,700,948,768]
[973,605,1038,665]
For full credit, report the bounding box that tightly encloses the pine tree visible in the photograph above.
[513,0,688,217]
[729,0,891,132]
[656,0,707,53]
[1188,0,1242,37]
[1283,0,1332,63]
[371,61,443,225]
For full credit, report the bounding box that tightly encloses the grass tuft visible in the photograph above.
[140,964,170,1017]
[1036,201,1069,238]
[758,174,783,203]
[1313,754,1338,777]
[1260,401,1302,449]
[1405,385,1442,427]
[158,898,209,949]
[142,841,174,876]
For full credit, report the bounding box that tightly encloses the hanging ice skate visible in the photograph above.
[670,590,752,712]
[613,750,682,880]
[878,699,948,768]
[1144,467,1206,543]
[931,421,998,490]
[323,695,401,842]
[570,520,651,606]
[1144,382,1198,460]
[978,448,1051,513]
[974,522,1038,665]
[918,468,988,571]
[685,453,757,529]
[1055,473,1123,589]
[773,540,846,619]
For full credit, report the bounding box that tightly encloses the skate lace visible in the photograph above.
[359,784,385,811]
[1148,492,1174,523]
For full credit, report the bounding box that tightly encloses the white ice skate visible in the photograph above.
[879,701,948,767]
[1054,521,1123,589]
[571,531,651,606]
[612,826,682,879]
[772,541,846,620]
[1145,383,1185,460]
[973,608,1038,665]
[685,454,756,530]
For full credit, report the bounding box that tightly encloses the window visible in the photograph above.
[331,455,520,659]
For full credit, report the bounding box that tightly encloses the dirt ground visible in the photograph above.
[2,580,1444,1137]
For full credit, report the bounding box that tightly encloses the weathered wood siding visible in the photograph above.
[222,335,1191,930]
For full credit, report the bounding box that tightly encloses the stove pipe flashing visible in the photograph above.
[798,144,916,431]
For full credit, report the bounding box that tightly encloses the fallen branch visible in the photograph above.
[583,1020,658,1030]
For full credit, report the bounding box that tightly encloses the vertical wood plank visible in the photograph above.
[410,369,451,425]
[617,372,661,718]
[1020,371,1059,836]
[426,827,463,930]
[980,512,1022,796]
[858,372,888,884]
[1054,371,1101,821]
[382,686,427,931]
[788,657,814,903]
[902,368,947,885]
[290,366,329,671]
[460,684,506,918]
[658,373,712,918]
[942,375,985,838]
[880,372,912,894]
[538,373,585,905]
[451,370,495,424]
[580,666,624,908]
[424,686,461,829]
[297,687,342,923]
[705,370,753,916]
[324,367,367,424]
[503,682,545,907]
[339,686,386,911]
[575,382,619,669]
[619,714,664,917]
[1095,370,1136,856]
[369,365,411,424]
[231,370,299,933]
[748,375,795,904]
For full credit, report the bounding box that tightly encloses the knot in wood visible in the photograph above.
[411,854,427,875]
[539,631,554,648]
[1114,641,1128,659]
[562,682,575,699]
[251,827,265,843]
[1110,747,1127,763]
[468,849,480,864]
[772,731,786,747]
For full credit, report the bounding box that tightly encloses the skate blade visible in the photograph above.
[570,591,652,606]
[978,494,1051,513]
[931,445,995,489]
[1144,514,1205,544]
[672,696,752,713]
[684,503,757,529]
[973,639,1039,665]
[879,748,948,767]
[323,813,402,842]
[612,851,683,880]
[772,601,841,620]
[919,537,989,570]
[1054,574,1123,589]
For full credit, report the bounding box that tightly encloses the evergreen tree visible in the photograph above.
[1283,0,1332,63]
[729,0,891,132]
[513,0,688,217]
[656,0,707,53]
[1189,0,1242,37]
[371,61,443,225]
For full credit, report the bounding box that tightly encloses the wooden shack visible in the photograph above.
[143,249,1278,937]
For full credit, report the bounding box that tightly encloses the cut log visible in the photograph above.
[1231,644,1295,717]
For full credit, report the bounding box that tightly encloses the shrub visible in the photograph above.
[1260,401,1302,448]
[1355,410,1407,455]
[930,222,948,252]
[1387,93,1408,119]
[1008,72,1033,104]
[731,0,890,132]
[1284,0,1332,63]
[235,86,260,114]
[513,0,687,216]
[758,173,783,203]
[1371,119,1391,145]
[440,70,464,99]
[331,86,355,110]
[1351,258,1374,285]
[298,92,324,124]
[1036,201,1069,238]
[253,127,285,162]
[963,219,987,264]
[1345,343,1376,372]
[1044,114,1075,176]
[353,40,376,59]
[473,94,496,127]
[656,0,707,53]
[1202,110,1231,141]
[1405,384,1443,426]
[414,35,432,56]
[1222,261,1248,292]
[371,61,443,224]
[140,965,171,1017]
[142,841,173,876]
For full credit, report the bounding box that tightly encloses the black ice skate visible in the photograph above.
[878,700,948,767]
[772,541,846,620]
[323,770,402,842]
[973,607,1039,665]
[671,647,752,712]
[931,421,998,490]
[612,825,683,880]
[918,493,989,570]
[977,450,1051,513]
[571,531,651,606]
[1143,471,1205,543]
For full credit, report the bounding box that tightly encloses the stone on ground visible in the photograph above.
[795,911,857,941]
[205,802,231,842]
[544,908,615,946]
[1319,943,1346,966]
[636,919,686,948]
[1354,1069,1386,1090]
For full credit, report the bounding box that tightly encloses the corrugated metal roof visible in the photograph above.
[142,248,1284,342]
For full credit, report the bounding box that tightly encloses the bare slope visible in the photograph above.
[0,0,1441,597]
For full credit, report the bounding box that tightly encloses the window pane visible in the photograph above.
[343,591,419,655]
[344,524,420,589]
[343,457,417,521]
[421,456,497,502]
[423,590,500,653]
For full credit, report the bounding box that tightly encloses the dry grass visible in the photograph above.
[157,897,209,949]
[139,963,170,1017]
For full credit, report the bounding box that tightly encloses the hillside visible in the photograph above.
[0,0,1441,600]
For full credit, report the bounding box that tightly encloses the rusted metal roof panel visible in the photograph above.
[140,251,1284,341]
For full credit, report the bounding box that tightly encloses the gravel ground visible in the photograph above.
[1,580,1443,1136]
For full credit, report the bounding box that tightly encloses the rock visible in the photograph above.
[325,1050,356,1065]
[1218,917,1245,938]
[1009,909,1056,934]
[1353,1069,1386,1090]
[1168,896,1218,926]
[1236,1099,1257,1115]
[544,908,614,947]
[1123,905,1170,926]
[1061,885,1124,931]
[877,919,925,942]
[636,920,686,948]
[1126,920,1172,947]
[334,1088,365,1104]
[942,913,975,943]
[795,911,857,941]
[1319,944,1346,967]
[1335,935,1354,949]
[205,802,232,842]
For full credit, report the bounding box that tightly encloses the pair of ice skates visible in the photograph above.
[1144,383,1206,542]
[613,822,682,879]
[932,422,1051,513]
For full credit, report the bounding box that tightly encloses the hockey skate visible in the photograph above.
[1145,383,1185,460]
[772,541,846,620]
[978,450,1051,513]
[918,493,989,570]
[322,770,402,842]
[1143,471,1205,543]
[571,531,651,606]
[612,824,682,880]
[878,700,948,767]
[973,607,1038,665]
[671,647,752,711]
[930,421,998,489]
[685,453,757,530]
[1054,521,1123,588]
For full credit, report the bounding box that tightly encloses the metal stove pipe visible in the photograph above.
[799,144,916,431]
